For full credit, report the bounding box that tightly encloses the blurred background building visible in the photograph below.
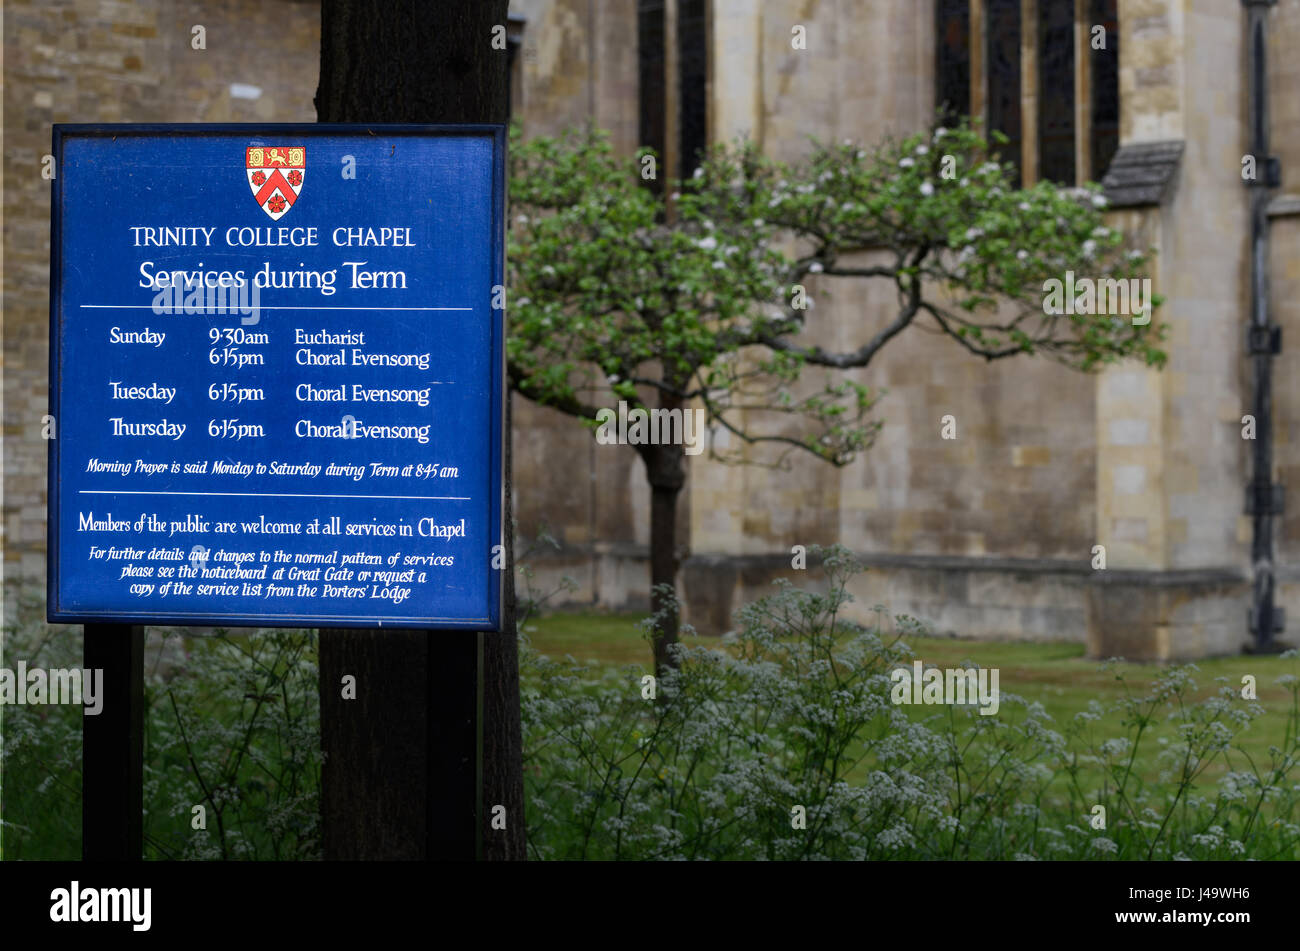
[7,1,1300,658]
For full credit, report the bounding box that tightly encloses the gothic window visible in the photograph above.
[935,1,1120,186]
[639,0,708,188]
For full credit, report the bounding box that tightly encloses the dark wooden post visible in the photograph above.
[315,0,523,860]
[82,624,144,860]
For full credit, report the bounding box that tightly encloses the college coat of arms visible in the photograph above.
[246,146,305,220]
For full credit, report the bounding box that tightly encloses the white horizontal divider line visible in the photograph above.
[79,304,472,311]
[78,490,471,500]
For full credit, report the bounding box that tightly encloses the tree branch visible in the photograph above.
[920,302,1025,360]
[758,245,928,369]
[507,361,604,421]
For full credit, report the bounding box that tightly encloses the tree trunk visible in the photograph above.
[649,475,684,670]
[643,407,687,672]
[316,0,523,860]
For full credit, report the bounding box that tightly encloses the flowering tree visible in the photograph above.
[507,119,1165,671]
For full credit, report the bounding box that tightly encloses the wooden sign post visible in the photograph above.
[81,625,143,860]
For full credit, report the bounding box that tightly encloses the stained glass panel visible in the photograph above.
[678,0,708,180]
[935,0,971,127]
[638,0,666,195]
[1089,0,1119,180]
[986,0,1023,187]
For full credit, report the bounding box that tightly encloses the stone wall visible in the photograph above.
[3,0,320,620]
[6,0,1299,660]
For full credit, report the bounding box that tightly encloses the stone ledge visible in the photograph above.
[685,550,1244,588]
[497,543,1250,593]
[678,551,1254,658]
[1268,194,1300,218]
[505,544,1263,660]
[1101,140,1184,208]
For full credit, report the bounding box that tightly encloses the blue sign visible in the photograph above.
[49,125,505,630]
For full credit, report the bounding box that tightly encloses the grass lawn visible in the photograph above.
[524,610,1300,790]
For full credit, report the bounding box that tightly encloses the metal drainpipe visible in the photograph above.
[1243,0,1285,652]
